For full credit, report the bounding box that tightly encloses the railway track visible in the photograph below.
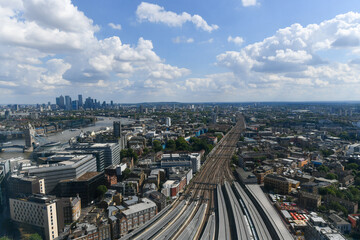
[123,115,246,240]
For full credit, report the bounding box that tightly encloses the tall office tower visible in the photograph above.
[59,95,65,109]
[65,96,72,110]
[78,94,83,107]
[72,100,79,110]
[84,97,94,109]
[9,195,58,240]
[113,121,122,138]
[166,117,171,127]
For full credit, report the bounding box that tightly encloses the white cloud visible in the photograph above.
[242,0,257,7]
[108,22,122,30]
[0,0,190,102]
[217,12,360,92]
[172,36,194,44]
[0,0,98,52]
[39,59,71,86]
[228,36,244,46]
[136,2,218,32]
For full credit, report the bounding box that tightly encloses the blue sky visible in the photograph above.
[1,0,360,103]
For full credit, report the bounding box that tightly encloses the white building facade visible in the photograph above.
[9,195,58,240]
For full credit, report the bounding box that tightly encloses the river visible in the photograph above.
[0,117,134,159]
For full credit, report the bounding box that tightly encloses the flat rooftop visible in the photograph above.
[122,198,156,216]
[77,172,102,181]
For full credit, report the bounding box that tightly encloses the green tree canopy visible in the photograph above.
[166,140,176,151]
[317,165,329,173]
[29,233,42,240]
[153,140,162,152]
[96,185,107,198]
[121,149,138,161]
[122,168,131,179]
[0,237,11,240]
[176,137,190,151]
[325,173,338,180]
[347,163,359,170]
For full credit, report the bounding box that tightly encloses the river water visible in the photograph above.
[0,117,134,159]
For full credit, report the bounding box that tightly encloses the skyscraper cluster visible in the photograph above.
[55,94,114,110]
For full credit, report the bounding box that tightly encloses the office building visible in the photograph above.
[62,149,105,172]
[78,94,83,107]
[113,121,122,138]
[264,174,292,194]
[9,195,58,240]
[118,198,157,235]
[65,95,71,110]
[298,191,321,210]
[161,153,201,173]
[56,172,106,206]
[0,159,11,206]
[55,97,61,108]
[72,100,79,110]
[67,143,120,168]
[7,175,45,197]
[56,95,65,109]
[26,154,97,193]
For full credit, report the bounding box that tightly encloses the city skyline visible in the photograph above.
[2,1,360,103]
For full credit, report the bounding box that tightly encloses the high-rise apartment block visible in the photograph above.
[166,117,171,127]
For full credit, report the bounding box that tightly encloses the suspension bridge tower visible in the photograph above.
[24,123,35,151]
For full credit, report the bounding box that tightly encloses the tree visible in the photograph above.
[321,149,334,157]
[326,173,338,180]
[318,205,327,212]
[143,147,149,155]
[166,140,176,151]
[96,185,107,198]
[120,149,128,159]
[231,155,239,165]
[29,233,43,240]
[0,237,11,240]
[153,140,162,152]
[122,168,131,179]
[121,149,138,161]
[347,163,359,171]
[317,165,329,173]
[175,137,189,151]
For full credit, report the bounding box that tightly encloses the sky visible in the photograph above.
[2,0,360,104]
